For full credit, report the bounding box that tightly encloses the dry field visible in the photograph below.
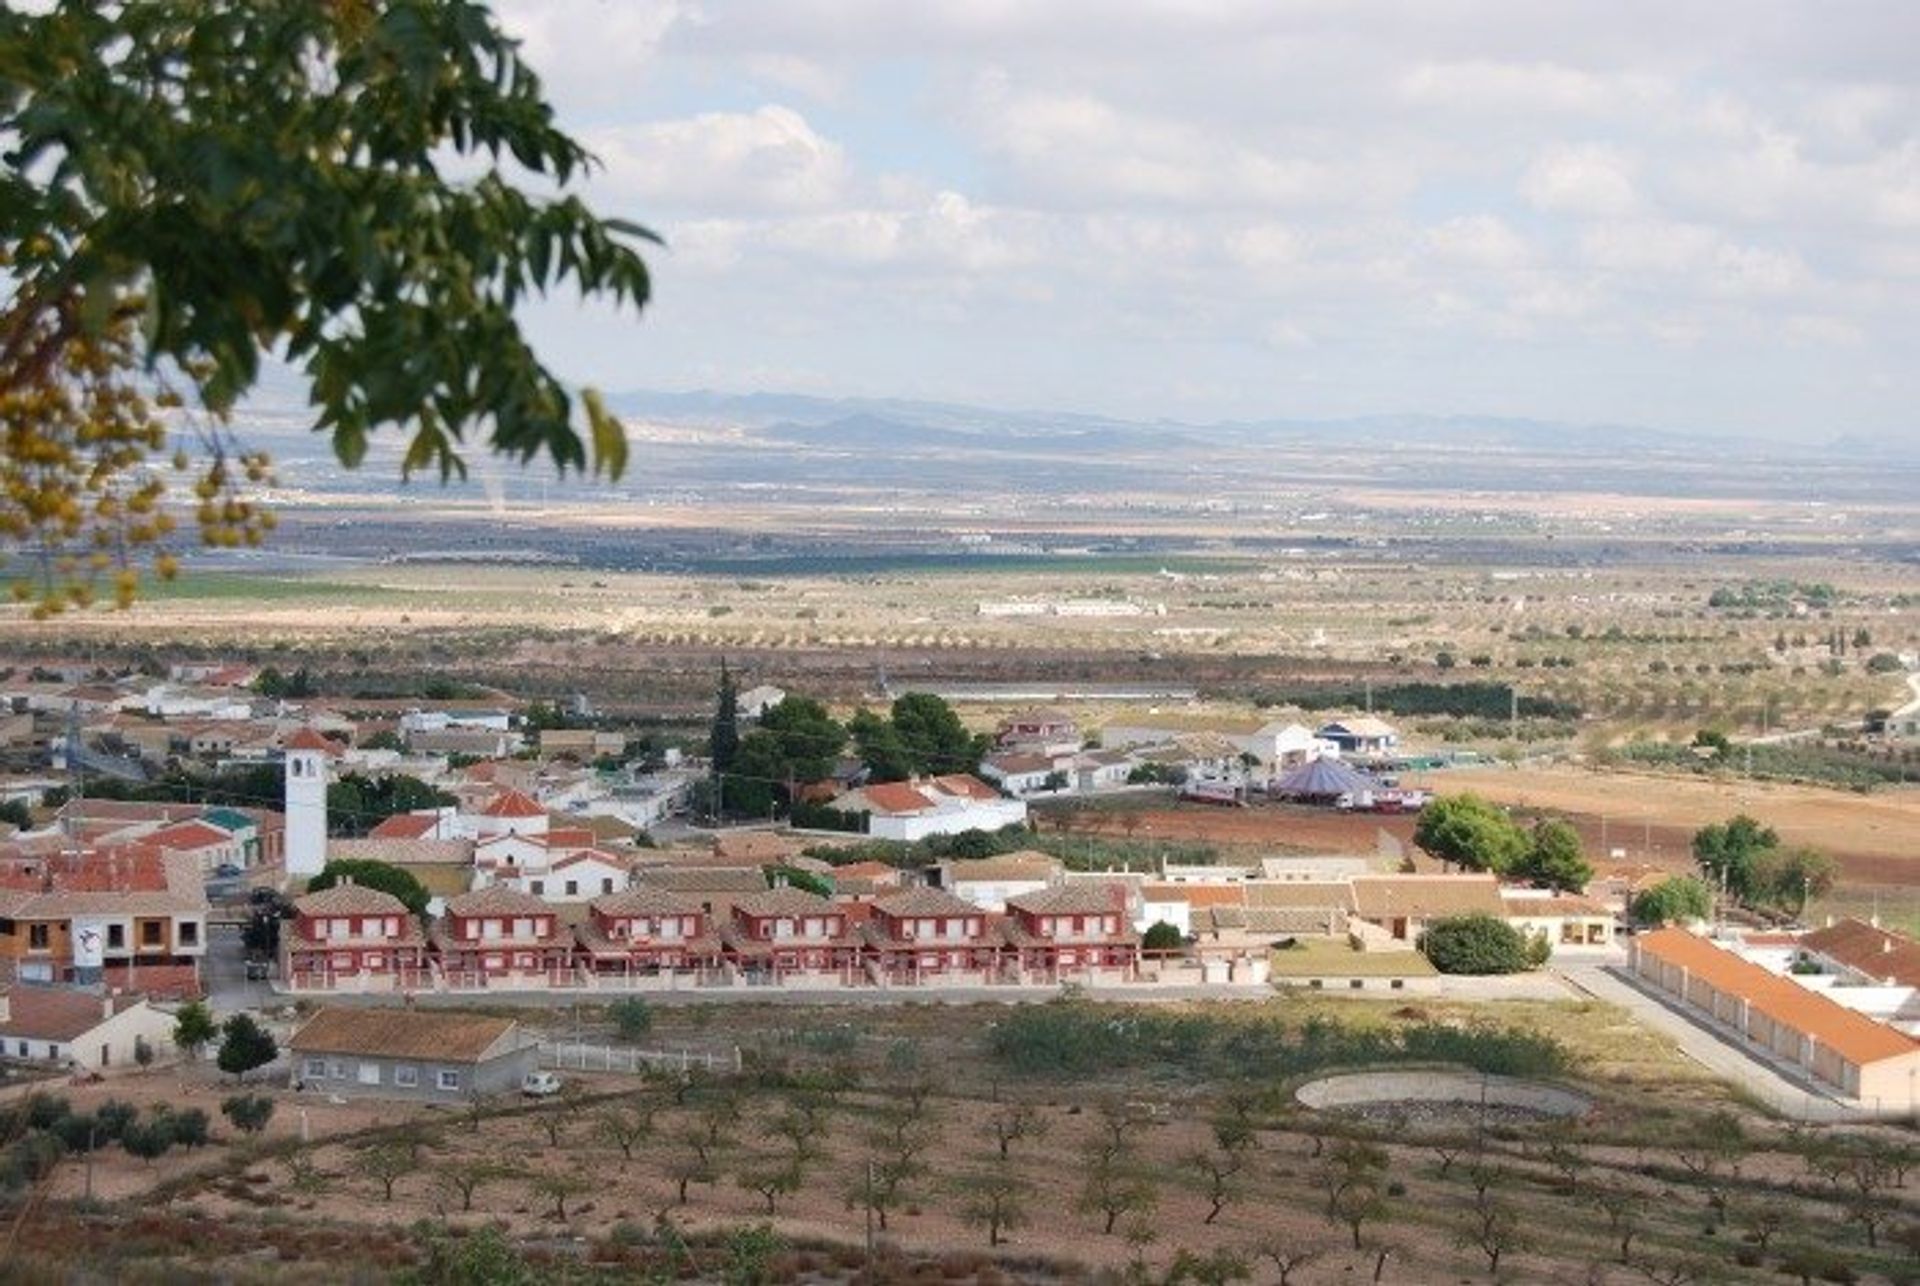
[10,996,1916,1284]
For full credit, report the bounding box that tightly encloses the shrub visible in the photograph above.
[221,1093,276,1136]
[172,1108,211,1149]
[1142,921,1184,952]
[607,997,653,1042]
[1418,915,1532,975]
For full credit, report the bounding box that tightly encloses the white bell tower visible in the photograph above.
[283,729,332,881]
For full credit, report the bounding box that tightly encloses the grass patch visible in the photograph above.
[1268,938,1437,978]
[141,572,409,603]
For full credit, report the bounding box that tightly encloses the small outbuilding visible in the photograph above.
[287,1006,539,1102]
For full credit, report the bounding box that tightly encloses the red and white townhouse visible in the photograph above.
[1002,885,1140,980]
[429,887,575,988]
[862,887,1001,984]
[720,888,862,984]
[574,887,721,978]
[282,881,429,992]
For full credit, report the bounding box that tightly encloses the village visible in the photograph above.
[0,657,1915,1131]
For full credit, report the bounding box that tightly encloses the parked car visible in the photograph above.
[215,863,243,879]
[520,1071,563,1098]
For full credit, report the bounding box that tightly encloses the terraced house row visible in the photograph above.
[281,878,1140,992]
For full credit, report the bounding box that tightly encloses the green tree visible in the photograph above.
[307,859,430,917]
[1630,875,1713,926]
[0,1,654,613]
[1142,921,1184,952]
[710,661,740,774]
[326,773,455,839]
[849,707,914,783]
[172,1000,218,1061]
[120,1117,175,1166]
[1749,846,1837,914]
[607,998,653,1042]
[220,1093,275,1136]
[1418,915,1532,974]
[1693,814,1779,903]
[1510,818,1593,892]
[216,1013,278,1081]
[954,1163,1031,1247]
[891,692,987,775]
[1412,793,1529,874]
[757,697,847,783]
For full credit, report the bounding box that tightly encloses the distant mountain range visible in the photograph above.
[604,388,1795,459]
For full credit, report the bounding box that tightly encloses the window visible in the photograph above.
[107,924,125,950]
[304,1058,327,1079]
[330,1060,348,1079]
[394,1065,419,1088]
[47,1044,57,1060]
[564,880,577,897]
[16,1040,26,1056]
[529,880,544,895]
[436,1069,461,1091]
[601,878,614,895]
[27,923,49,950]
[357,1063,381,1086]
[141,921,164,946]
[178,921,199,947]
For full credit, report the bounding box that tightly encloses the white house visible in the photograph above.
[939,851,1062,912]
[978,751,1068,797]
[1234,721,1338,770]
[738,686,787,720]
[496,848,631,903]
[829,775,1027,842]
[1316,717,1400,757]
[0,987,179,1073]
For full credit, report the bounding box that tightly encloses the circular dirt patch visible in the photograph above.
[1295,1070,1590,1120]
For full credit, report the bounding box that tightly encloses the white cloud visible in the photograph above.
[588,106,850,213]
[493,0,1920,443]
[1520,144,1639,216]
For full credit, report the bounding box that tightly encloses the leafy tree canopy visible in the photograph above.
[1413,793,1529,874]
[215,1013,278,1080]
[1509,819,1593,893]
[326,772,454,838]
[0,0,655,613]
[1629,875,1712,926]
[1692,814,1779,903]
[1418,914,1533,975]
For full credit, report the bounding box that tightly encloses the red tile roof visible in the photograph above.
[929,774,1001,801]
[480,789,546,819]
[369,813,440,840]
[1637,928,1920,1068]
[0,987,141,1042]
[859,782,936,814]
[145,821,234,851]
[1799,919,1920,989]
[284,727,344,756]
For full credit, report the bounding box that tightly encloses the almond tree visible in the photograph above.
[1078,1149,1158,1235]
[984,1102,1048,1159]
[361,1140,416,1201]
[955,1163,1032,1247]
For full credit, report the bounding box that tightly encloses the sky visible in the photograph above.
[492,1,1920,445]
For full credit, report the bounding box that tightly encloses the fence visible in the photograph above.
[538,1040,740,1076]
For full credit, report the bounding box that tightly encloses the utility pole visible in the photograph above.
[1509,685,1519,744]
[863,1159,875,1269]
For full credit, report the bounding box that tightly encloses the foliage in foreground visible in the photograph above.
[986,1001,1568,1080]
